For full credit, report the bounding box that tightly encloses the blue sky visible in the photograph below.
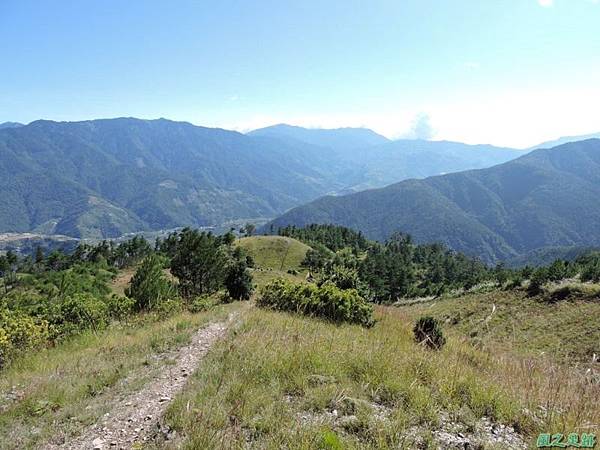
[1,0,599,147]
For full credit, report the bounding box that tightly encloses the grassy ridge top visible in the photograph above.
[236,236,311,272]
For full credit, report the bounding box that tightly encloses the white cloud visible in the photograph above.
[199,80,600,148]
[538,0,554,6]
[402,113,435,140]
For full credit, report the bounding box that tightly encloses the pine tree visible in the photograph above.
[224,260,253,300]
[126,254,174,310]
[170,228,228,298]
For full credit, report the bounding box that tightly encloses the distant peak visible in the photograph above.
[0,121,24,129]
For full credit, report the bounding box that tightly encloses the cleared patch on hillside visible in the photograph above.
[109,267,136,296]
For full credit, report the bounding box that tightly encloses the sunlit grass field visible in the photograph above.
[162,302,598,449]
[0,304,240,449]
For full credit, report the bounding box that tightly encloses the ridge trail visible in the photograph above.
[48,310,243,449]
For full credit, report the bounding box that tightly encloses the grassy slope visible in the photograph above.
[163,306,563,449]
[4,238,597,449]
[400,286,600,362]
[0,303,241,449]
[237,236,310,272]
[158,287,599,449]
[236,235,310,286]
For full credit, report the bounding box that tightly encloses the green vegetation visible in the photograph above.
[0,118,357,239]
[279,224,371,253]
[0,228,254,368]
[168,229,231,298]
[402,287,600,362]
[267,139,600,264]
[257,279,374,327]
[273,226,493,302]
[413,316,446,350]
[126,254,176,311]
[236,235,311,272]
[224,258,254,300]
[163,305,596,449]
[250,123,519,192]
[1,223,599,449]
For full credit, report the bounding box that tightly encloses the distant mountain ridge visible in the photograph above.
[530,132,600,150]
[250,124,524,191]
[0,121,24,129]
[248,123,390,153]
[0,118,345,238]
[0,118,526,240]
[266,139,600,264]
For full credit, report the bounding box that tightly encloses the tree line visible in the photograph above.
[277,224,600,303]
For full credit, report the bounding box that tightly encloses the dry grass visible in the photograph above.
[0,303,241,449]
[402,288,600,362]
[109,267,136,296]
[161,305,591,449]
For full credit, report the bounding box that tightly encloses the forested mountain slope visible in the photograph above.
[250,124,523,191]
[0,118,344,238]
[267,139,600,263]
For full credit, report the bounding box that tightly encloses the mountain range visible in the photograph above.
[0,118,347,238]
[0,118,525,239]
[529,132,600,150]
[249,124,523,192]
[0,122,23,130]
[266,139,600,264]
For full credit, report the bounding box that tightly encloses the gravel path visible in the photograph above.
[49,314,236,449]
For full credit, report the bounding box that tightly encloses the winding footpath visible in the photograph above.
[48,311,240,450]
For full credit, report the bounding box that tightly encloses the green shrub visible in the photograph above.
[0,307,48,366]
[256,279,374,327]
[48,293,110,338]
[413,316,446,350]
[104,294,135,319]
[153,297,184,318]
[188,296,215,313]
[581,259,600,283]
[319,265,360,290]
[527,268,548,296]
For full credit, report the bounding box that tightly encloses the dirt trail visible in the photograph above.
[49,311,241,450]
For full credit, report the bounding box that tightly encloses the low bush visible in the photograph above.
[0,307,48,367]
[188,295,215,313]
[105,294,135,319]
[413,316,446,350]
[224,260,253,300]
[581,259,600,283]
[48,293,110,338]
[257,279,374,327]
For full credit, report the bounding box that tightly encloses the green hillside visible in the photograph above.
[400,286,600,362]
[236,235,311,272]
[0,118,343,238]
[2,229,598,449]
[268,139,600,264]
